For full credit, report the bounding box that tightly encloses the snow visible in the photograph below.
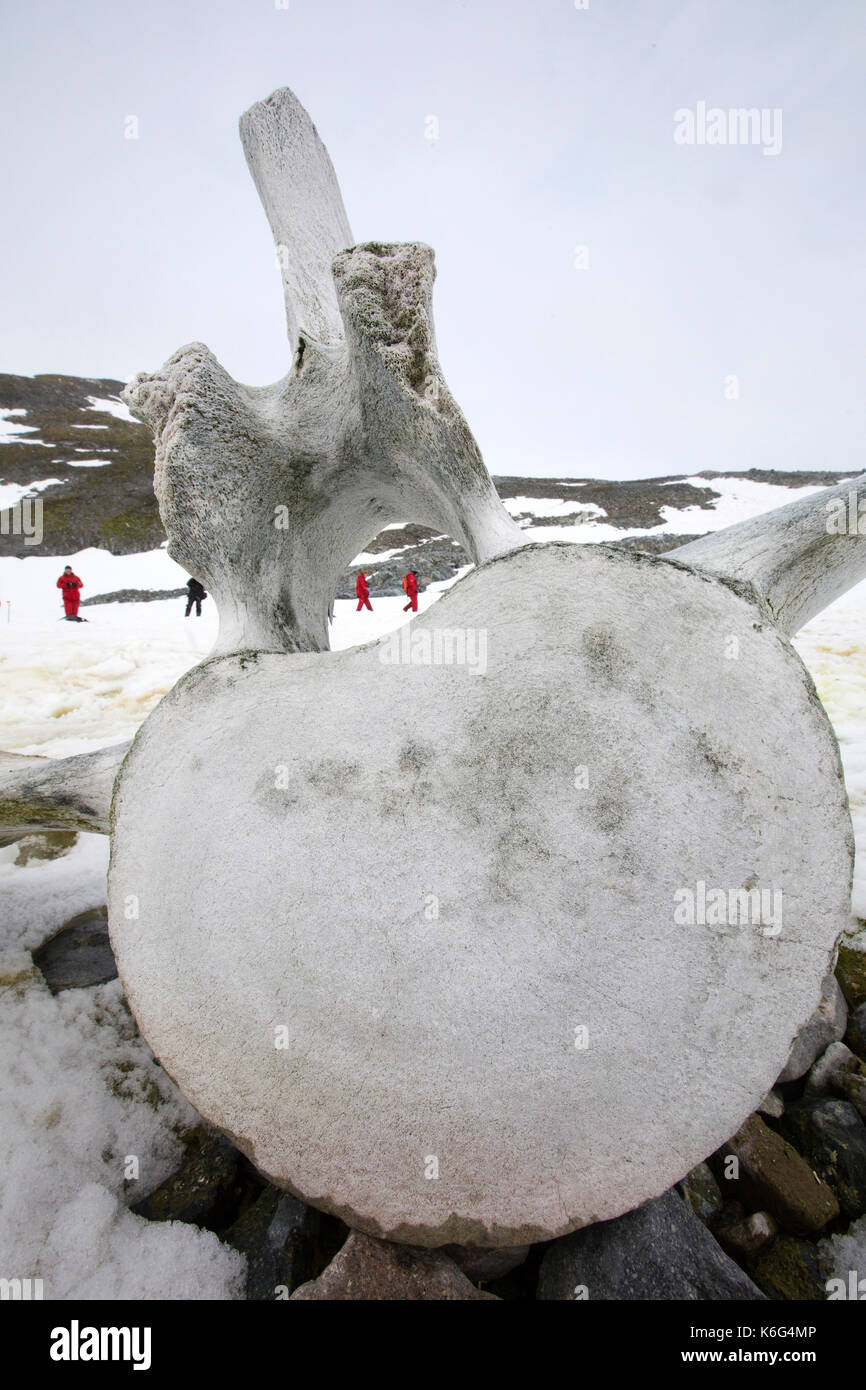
[819,1214,866,1286]
[659,474,856,536]
[508,475,862,547]
[0,477,66,509]
[85,395,138,424]
[68,459,113,468]
[504,495,606,521]
[0,835,245,1297]
[0,408,41,443]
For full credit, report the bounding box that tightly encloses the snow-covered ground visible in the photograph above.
[2,477,865,1299]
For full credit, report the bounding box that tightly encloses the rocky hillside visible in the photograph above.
[1,371,855,595]
[0,374,162,555]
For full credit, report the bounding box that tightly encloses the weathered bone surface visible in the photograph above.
[669,473,866,634]
[3,87,864,1253]
[122,90,523,657]
[239,89,353,349]
[109,544,852,1245]
[0,744,128,838]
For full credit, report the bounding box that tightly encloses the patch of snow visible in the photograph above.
[351,547,403,566]
[0,834,246,1299]
[660,475,857,535]
[504,495,606,520]
[819,1214,866,1287]
[85,396,138,425]
[0,478,66,509]
[0,409,49,445]
[0,832,111,952]
[68,459,113,468]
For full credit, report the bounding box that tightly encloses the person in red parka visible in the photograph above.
[57,566,84,621]
[402,569,419,613]
[355,570,373,612]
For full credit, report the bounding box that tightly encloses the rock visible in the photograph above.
[131,1131,241,1229]
[677,1161,724,1225]
[804,1041,861,1097]
[840,1072,866,1121]
[746,1236,827,1301]
[780,1099,866,1220]
[712,1113,839,1235]
[13,830,78,865]
[223,1186,318,1299]
[536,1190,765,1300]
[442,1244,530,1282]
[290,1232,498,1300]
[32,908,117,992]
[777,973,848,1083]
[846,1001,866,1059]
[837,939,866,1010]
[714,1204,777,1257]
[80,587,187,607]
[758,1089,785,1119]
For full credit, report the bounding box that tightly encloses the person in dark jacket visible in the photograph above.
[57,566,83,620]
[185,577,207,617]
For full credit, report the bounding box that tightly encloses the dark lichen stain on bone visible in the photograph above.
[303,756,362,793]
[581,624,629,688]
[694,730,741,779]
[398,741,434,775]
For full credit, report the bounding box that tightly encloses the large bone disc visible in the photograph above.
[108,544,852,1245]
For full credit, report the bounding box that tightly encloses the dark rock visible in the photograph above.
[33,907,116,992]
[777,972,847,1083]
[711,1113,839,1235]
[804,1042,861,1097]
[780,1099,866,1220]
[536,1190,765,1300]
[81,588,187,607]
[223,1186,318,1299]
[677,1160,724,1225]
[131,1131,241,1230]
[846,1001,866,1060]
[840,1072,866,1122]
[746,1236,827,1301]
[441,1244,530,1282]
[837,942,866,1010]
[713,1203,777,1257]
[758,1089,786,1119]
[290,1231,499,1300]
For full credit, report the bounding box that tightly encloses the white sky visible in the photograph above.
[1,0,864,480]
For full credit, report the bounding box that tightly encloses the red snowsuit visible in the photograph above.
[402,571,418,612]
[355,572,373,612]
[57,571,83,617]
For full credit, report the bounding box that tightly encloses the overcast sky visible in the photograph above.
[1,0,864,480]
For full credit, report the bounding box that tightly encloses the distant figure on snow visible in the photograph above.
[402,569,419,613]
[355,571,373,612]
[57,566,83,621]
[185,577,207,617]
